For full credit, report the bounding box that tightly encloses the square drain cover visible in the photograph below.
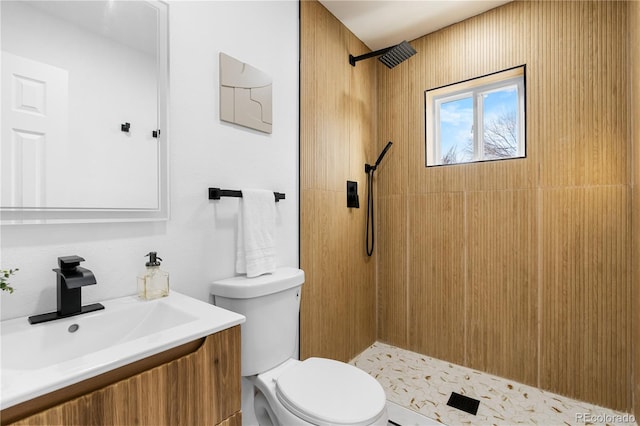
[446,392,480,415]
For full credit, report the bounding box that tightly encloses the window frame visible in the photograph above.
[425,65,526,167]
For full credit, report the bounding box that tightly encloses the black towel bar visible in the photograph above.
[208,188,285,202]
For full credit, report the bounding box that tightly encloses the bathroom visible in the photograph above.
[1,0,639,425]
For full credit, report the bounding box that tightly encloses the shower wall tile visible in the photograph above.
[465,189,538,386]
[405,2,537,196]
[408,192,465,365]
[406,33,466,196]
[304,0,634,414]
[301,190,350,361]
[300,1,377,363]
[377,194,408,347]
[299,0,323,191]
[535,1,629,188]
[301,189,375,362]
[348,33,376,185]
[540,185,631,411]
[632,1,640,419]
[300,0,350,192]
[375,0,632,413]
[377,59,408,197]
[348,179,377,352]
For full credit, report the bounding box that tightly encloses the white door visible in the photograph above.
[1,51,68,208]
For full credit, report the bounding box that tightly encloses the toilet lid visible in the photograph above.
[275,357,386,426]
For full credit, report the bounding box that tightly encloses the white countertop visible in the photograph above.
[0,291,245,409]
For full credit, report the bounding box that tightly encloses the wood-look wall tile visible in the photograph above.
[408,33,467,195]
[347,30,378,355]
[465,190,538,386]
[536,1,629,188]
[349,33,376,184]
[632,1,640,418]
[300,0,378,363]
[303,0,633,414]
[300,0,350,192]
[408,193,465,365]
[384,0,631,412]
[299,0,321,191]
[377,194,408,347]
[347,190,377,354]
[408,1,537,195]
[301,190,352,361]
[377,61,409,197]
[540,186,631,412]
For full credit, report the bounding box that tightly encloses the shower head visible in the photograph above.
[374,141,393,167]
[349,41,417,69]
[378,41,417,69]
[365,141,393,174]
[365,142,393,257]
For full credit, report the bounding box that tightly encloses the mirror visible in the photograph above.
[1,0,168,223]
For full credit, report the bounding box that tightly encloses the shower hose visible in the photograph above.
[364,141,392,257]
[365,169,375,257]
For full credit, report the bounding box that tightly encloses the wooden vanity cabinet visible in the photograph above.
[5,325,241,426]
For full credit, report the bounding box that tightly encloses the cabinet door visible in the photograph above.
[217,411,242,426]
[9,326,241,426]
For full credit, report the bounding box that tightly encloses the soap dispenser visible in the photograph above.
[137,252,169,300]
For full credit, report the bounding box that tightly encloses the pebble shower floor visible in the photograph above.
[350,342,637,426]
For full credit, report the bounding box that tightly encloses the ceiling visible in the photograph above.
[318,0,512,51]
[26,1,158,55]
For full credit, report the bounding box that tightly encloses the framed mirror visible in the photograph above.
[1,0,168,224]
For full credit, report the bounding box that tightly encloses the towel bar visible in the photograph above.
[208,188,285,202]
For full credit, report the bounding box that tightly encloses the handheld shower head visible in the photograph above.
[364,141,393,257]
[365,141,393,174]
[349,41,417,69]
[374,141,393,167]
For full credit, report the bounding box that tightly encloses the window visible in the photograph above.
[425,65,526,166]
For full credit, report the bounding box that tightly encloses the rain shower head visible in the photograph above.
[378,41,417,69]
[349,41,417,69]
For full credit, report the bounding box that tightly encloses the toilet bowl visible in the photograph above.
[210,268,388,426]
[253,358,387,426]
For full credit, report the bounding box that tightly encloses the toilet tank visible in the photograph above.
[210,267,304,376]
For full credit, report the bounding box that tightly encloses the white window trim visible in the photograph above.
[425,66,526,167]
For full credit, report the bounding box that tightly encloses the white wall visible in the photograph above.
[0,0,300,320]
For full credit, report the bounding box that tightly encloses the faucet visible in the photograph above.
[28,256,104,325]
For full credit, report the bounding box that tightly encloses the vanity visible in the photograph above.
[0,292,245,425]
[0,1,243,422]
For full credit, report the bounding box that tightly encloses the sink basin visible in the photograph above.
[0,291,245,410]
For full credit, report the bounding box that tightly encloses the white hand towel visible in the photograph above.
[236,189,277,277]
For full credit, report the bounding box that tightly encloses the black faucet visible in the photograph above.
[28,256,104,325]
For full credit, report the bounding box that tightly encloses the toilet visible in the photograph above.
[210,267,388,426]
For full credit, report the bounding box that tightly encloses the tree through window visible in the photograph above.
[425,66,526,167]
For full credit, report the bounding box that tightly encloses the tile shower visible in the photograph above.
[352,343,637,426]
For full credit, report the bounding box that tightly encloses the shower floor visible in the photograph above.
[351,342,637,426]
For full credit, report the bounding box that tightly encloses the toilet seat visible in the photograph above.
[275,357,387,426]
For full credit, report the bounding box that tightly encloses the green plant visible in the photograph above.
[1,268,18,293]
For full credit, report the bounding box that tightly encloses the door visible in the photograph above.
[1,51,69,208]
